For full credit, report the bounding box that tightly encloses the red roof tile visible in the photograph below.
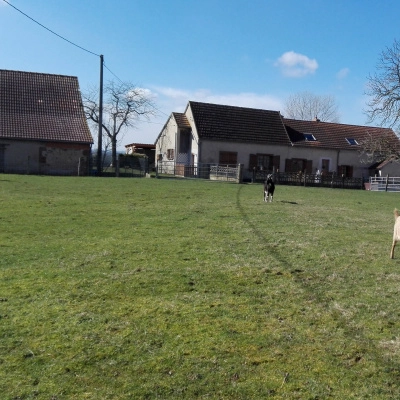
[283,118,399,150]
[0,69,93,144]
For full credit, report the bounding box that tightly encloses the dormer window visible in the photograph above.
[346,138,358,145]
[303,133,316,141]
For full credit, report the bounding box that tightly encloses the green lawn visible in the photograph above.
[1,174,400,399]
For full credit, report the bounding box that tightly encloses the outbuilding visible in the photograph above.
[0,69,93,175]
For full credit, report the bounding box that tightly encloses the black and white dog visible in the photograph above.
[264,175,275,202]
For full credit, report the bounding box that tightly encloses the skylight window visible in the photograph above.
[303,133,316,141]
[346,138,358,145]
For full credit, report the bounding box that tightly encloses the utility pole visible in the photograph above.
[97,54,104,175]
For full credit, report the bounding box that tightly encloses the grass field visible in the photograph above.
[1,174,400,399]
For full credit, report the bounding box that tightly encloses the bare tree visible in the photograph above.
[283,91,340,122]
[83,81,156,168]
[365,39,400,131]
[358,131,400,164]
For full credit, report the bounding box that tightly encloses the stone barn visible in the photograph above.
[0,69,93,175]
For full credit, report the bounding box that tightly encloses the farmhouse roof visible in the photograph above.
[158,101,400,151]
[0,69,93,144]
[188,101,291,145]
[283,118,398,150]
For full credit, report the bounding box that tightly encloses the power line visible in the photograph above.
[136,119,165,125]
[2,0,169,122]
[102,63,169,118]
[151,105,169,117]
[3,0,125,84]
[103,63,124,84]
[2,0,100,57]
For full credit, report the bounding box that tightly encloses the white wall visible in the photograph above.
[199,140,370,179]
[155,105,372,179]
[155,116,177,165]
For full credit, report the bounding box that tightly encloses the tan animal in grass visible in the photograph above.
[391,209,400,259]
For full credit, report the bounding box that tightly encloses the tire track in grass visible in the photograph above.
[235,184,400,396]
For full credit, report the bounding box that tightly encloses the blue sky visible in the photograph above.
[1,0,399,147]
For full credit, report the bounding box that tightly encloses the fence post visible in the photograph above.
[386,174,389,192]
[237,164,243,183]
[304,169,306,187]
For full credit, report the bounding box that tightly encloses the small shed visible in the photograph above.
[125,142,155,169]
[370,159,400,177]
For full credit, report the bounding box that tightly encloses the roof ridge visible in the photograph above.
[188,100,280,114]
[283,117,392,130]
[0,69,78,79]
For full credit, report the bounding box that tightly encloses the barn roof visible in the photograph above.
[0,69,93,144]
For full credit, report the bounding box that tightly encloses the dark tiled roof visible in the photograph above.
[0,69,93,144]
[189,101,291,145]
[172,112,191,129]
[283,118,398,150]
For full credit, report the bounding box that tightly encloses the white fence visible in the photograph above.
[209,165,239,182]
[156,161,243,183]
[369,176,400,192]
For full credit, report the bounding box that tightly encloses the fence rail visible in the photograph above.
[157,162,365,189]
[156,162,242,182]
[369,176,400,192]
[254,171,364,190]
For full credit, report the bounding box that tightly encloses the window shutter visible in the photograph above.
[249,154,257,170]
[306,160,313,174]
[348,166,353,178]
[285,158,292,172]
[219,151,237,166]
[273,155,280,171]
